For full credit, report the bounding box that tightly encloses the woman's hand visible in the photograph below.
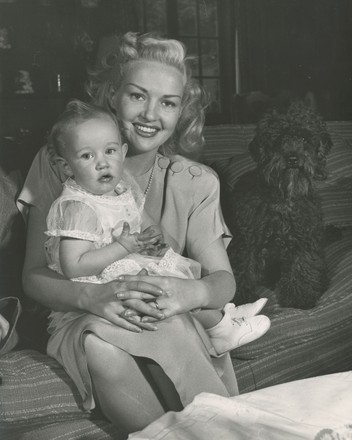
[23,207,168,333]
[117,274,208,320]
[80,276,166,332]
[0,314,10,342]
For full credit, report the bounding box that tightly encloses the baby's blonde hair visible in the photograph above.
[48,99,121,159]
[86,32,209,158]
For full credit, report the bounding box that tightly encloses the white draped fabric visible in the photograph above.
[130,371,352,440]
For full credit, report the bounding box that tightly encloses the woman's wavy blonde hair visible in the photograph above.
[85,32,209,158]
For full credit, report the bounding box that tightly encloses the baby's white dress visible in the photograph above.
[45,178,201,284]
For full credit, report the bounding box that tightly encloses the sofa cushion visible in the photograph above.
[2,418,121,440]
[324,137,352,185]
[319,178,352,228]
[0,349,88,424]
[0,349,123,438]
[230,231,352,361]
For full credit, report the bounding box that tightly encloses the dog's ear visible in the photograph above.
[319,132,333,156]
[248,136,264,163]
[249,107,281,164]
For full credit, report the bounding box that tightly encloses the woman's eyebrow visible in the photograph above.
[127,83,182,99]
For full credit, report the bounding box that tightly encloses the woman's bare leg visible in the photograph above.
[85,334,166,433]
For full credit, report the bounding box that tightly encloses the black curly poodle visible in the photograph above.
[227,101,332,309]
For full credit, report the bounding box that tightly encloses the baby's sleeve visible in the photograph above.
[46,199,103,242]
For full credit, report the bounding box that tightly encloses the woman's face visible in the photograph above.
[111,60,185,156]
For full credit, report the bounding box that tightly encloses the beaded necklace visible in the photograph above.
[144,158,156,196]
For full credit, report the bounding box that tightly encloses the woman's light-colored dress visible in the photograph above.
[18,148,238,411]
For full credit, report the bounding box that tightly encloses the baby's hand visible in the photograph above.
[138,225,169,256]
[113,222,145,253]
[139,225,164,244]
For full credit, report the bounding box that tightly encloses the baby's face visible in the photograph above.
[64,116,127,195]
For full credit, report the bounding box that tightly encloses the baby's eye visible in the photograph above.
[106,148,116,155]
[81,153,93,160]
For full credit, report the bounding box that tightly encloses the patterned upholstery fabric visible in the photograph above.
[0,350,123,439]
[3,419,123,440]
[319,179,352,227]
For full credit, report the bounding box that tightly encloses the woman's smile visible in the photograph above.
[133,122,160,137]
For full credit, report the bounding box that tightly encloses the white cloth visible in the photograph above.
[129,371,352,440]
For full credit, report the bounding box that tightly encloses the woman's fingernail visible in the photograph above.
[117,276,125,281]
[116,293,125,299]
[129,315,141,322]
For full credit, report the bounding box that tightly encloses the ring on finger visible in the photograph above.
[121,307,133,318]
[153,300,160,310]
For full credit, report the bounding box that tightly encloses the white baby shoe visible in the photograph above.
[224,298,268,319]
[208,311,271,355]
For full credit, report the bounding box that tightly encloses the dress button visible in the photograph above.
[158,156,170,169]
[189,165,202,178]
[170,161,184,174]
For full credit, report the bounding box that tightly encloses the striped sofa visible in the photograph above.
[203,121,352,392]
[1,122,352,438]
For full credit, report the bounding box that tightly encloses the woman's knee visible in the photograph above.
[84,333,133,381]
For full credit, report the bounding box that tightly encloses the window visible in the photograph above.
[136,0,235,124]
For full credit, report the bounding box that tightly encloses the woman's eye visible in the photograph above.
[131,93,145,101]
[163,100,177,108]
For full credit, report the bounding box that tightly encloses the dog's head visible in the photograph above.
[249,101,332,198]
